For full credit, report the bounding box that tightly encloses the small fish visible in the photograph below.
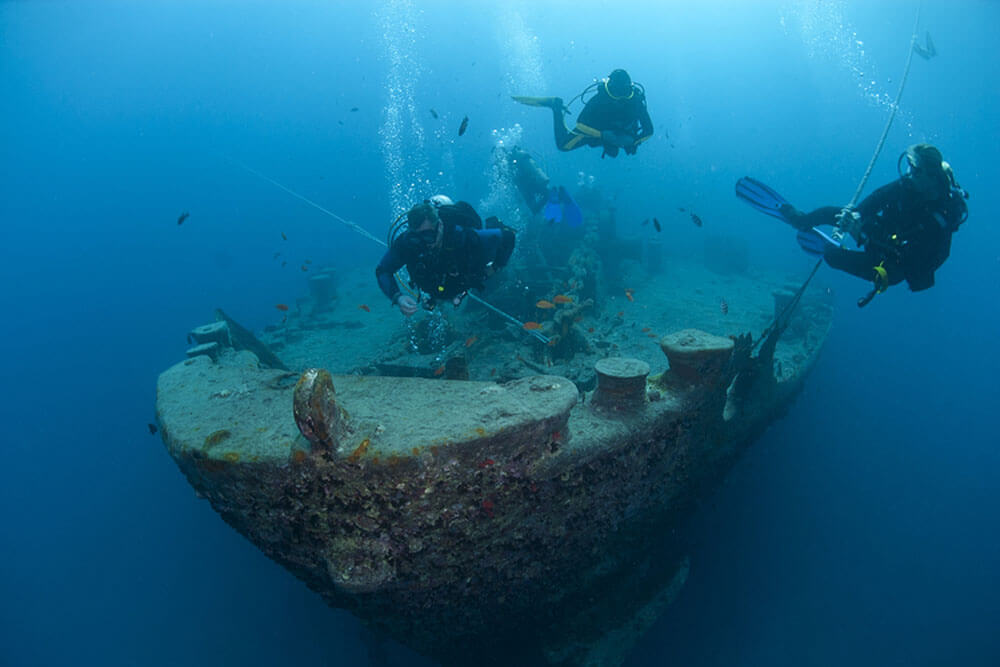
[464,335,478,347]
[300,264,308,271]
[281,261,287,267]
[624,289,635,303]
[433,364,446,376]
[272,251,281,259]
[281,232,287,240]
[552,294,572,304]
[147,423,158,435]
[304,259,312,264]
[458,115,469,136]
[587,327,595,333]
[176,211,190,225]
[641,218,650,226]
[690,213,703,227]
[338,120,344,125]
[678,207,686,212]
[275,304,289,312]
[616,311,624,318]
[641,327,651,333]
[358,304,371,312]
[720,298,729,315]
[652,217,661,232]
[490,367,497,376]
[350,107,359,112]
[430,108,438,119]
[523,321,542,330]
[477,459,495,468]
[535,299,555,309]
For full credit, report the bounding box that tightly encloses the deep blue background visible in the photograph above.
[2,2,998,665]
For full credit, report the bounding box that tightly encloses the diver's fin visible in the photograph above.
[735,177,793,222]
[512,96,561,109]
[557,187,583,228]
[913,31,936,60]
[796,226,840,257]
[543,188,563,224]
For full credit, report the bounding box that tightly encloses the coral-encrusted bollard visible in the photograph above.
[593,357,650,411]
[658,329,734,387]
[293,368,347,452]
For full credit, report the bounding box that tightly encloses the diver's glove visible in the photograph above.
[835,207,863,242]
[394,294,419,316]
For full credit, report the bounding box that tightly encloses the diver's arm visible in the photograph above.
[475,228,516,276]
[855,181,900,220]
[492,228,516,271]
[375,246,407,303]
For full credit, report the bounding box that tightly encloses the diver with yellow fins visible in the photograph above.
[736,144,969,307]
[513,69,653,158]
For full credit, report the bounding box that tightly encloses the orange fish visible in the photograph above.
[477,459,495,468]
[523,321,542,330]
[358,304,371,312]
[624,289,635,302]
[275,304,289,312]
[465,335,478,347]
[553,294,572,304]
[720,298,729,315]
[535,299,555,309]
[433,364,446,376]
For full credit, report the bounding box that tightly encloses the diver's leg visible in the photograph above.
[783,205,840,231]
[824,247,904,286]
[551,104,579,151]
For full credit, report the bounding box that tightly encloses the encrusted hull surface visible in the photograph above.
[157,306,830,665]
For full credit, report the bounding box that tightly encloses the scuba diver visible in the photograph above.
[375,196,516,316]
[513,69,654,158]
[736,143,969,307]
[503,146,583,227]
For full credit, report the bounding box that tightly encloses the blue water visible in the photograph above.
[2,2,998,665]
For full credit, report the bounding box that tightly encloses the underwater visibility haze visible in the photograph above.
[2,1,999,665]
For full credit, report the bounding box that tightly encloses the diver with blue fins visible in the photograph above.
[513,69,654,159]
[503,146,583,227]
[736,143,969,306]
[376,196,516,316]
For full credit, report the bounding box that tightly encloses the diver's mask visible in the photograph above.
[409,227,439,247]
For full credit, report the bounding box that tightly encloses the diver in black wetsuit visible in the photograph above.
[375,196,516,316]
[781,144,969,301]
[513,69,654,158]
